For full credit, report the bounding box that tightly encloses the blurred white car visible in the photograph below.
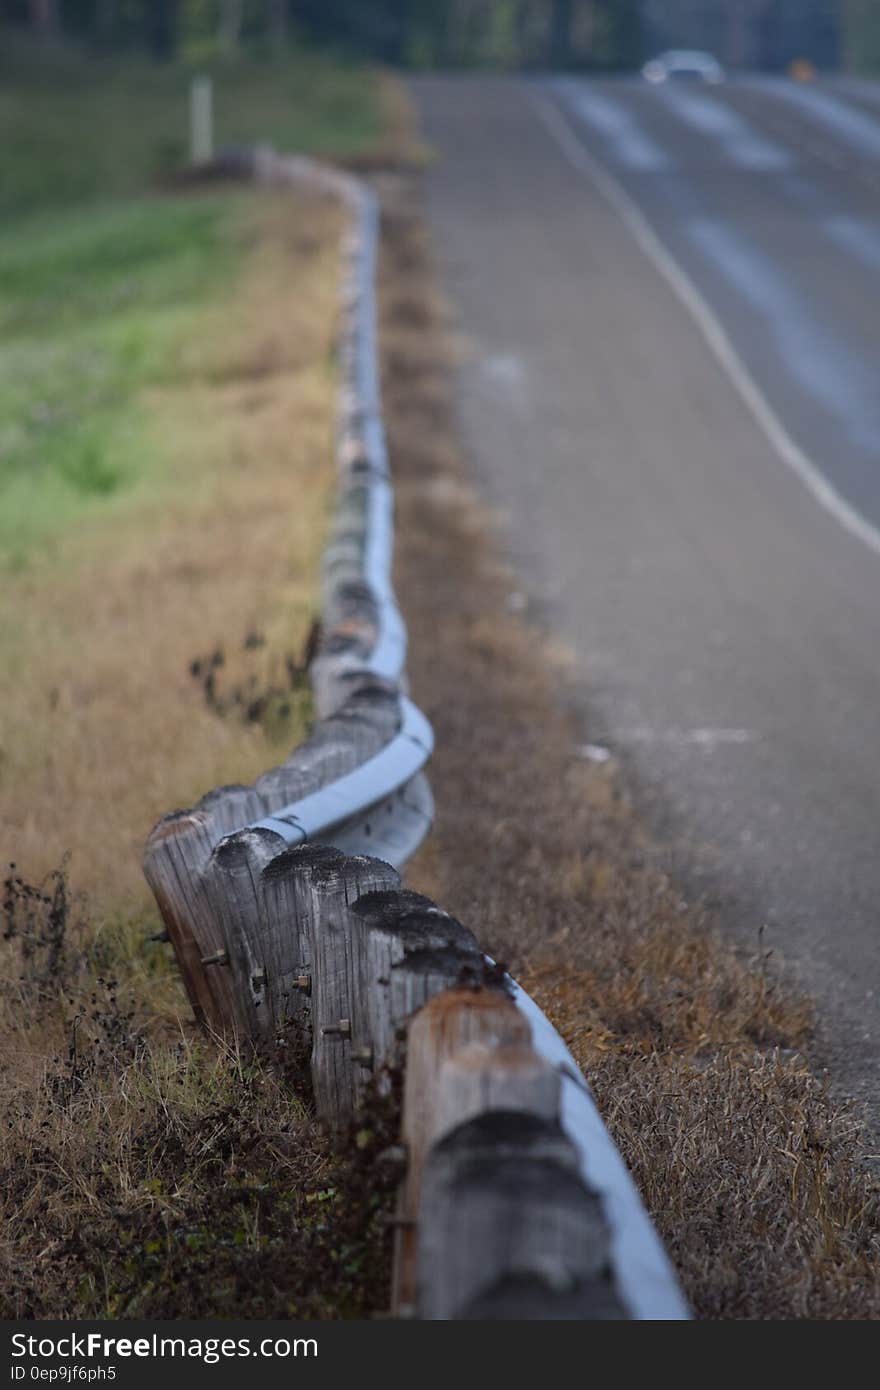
[642,50,725,84]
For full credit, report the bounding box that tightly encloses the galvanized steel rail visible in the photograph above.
[143,150,688,1321]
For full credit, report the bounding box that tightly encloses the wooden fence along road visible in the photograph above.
[143,151,689,1321]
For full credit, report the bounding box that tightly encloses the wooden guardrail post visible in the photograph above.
[417,1088,626,1320]
[198,828,314,1046]
[393,988,526,1311]
[199,844,401,1062]
[306,879,485,1128]
[395,990,628,1320]
[345,891,486,1079]
[302,855,402,1126]
[142,684,414,1034]
[142,787,266,1031]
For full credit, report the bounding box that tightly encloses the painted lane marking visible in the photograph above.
[532,89,880,562]
[771,173,880,273]
[611,727,759,750]
[558,81,673,172]
[750,77,880,160]
[823,215,880,273]
[684,216,880,455]
[657,85,794,171]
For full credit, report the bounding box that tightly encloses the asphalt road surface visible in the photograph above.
[411,75,880,1125]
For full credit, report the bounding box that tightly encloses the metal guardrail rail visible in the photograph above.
[142,150,689,1321]
[251,700,432,843]
[511,981,688,1319]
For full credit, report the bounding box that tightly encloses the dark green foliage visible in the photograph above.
[841,0,880,72]
[1,1,648,70]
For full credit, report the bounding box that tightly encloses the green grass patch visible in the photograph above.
[0,35,383,221]
[0,32,381,561]
[0,192,248,560]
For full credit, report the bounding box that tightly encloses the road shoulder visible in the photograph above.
[382,167,880,1320]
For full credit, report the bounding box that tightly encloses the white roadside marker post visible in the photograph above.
[190,74,214,166]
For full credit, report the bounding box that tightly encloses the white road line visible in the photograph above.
[825,215,880,273]
[751,77,880,160]
[781,172,880,269]
[612,726,759,749]
[684,217,880,453]
[532,89,880,563]
[558,81,673,171]
[657,85,793,171]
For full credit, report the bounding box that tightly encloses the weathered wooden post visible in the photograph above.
[142,785,266,1031]
[417,1098,626,1320]
[302,855,401,1126]
[142,683,411,1035]
[202,842,398,1058]
[393,989,526,1311]
[346,892,488,1080]
[395,989,628,1320]
[305,877,487,1128]
[201,825,290,1043]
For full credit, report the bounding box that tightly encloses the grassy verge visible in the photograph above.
[1,187,341,912]
[381,173,880,1320]
[1,854,398,1318]
[0,40,403,1318]
[0,179,368,1319]
[0,33,391,897]
[0,30,391,561]
[1,193,242,559]
[0,32,387,220]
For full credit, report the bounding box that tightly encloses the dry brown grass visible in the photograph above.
[0,873,398,1317]
[6,122,878,1318]
[380,172,880,1320]
[0,185,401,1319]
[344,71,434,173]
[1,189,339,917]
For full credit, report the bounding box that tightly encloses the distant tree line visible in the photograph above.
[1,0,874,71]
[642,0,842,71]
[3,1,286,59]
[841,0,880,71]
[0,0,643,69]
